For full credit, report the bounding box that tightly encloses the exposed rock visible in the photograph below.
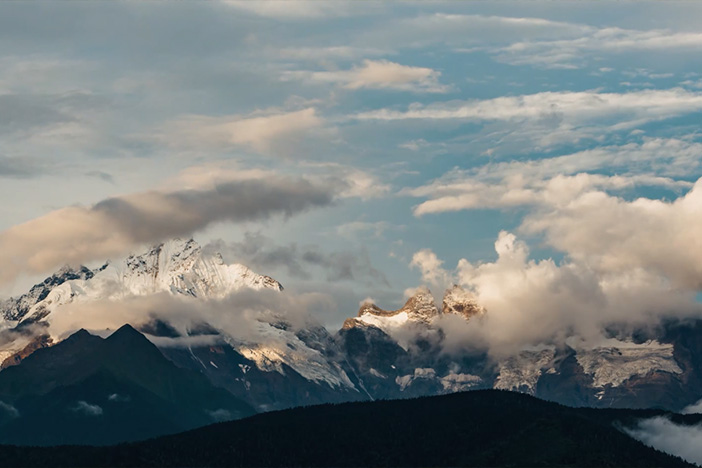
[442,284,485,320]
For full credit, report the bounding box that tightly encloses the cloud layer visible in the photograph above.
[414,231,702,357]
[0,170,338,285]
[625,417,702,466]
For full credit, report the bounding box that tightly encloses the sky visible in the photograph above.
[2,1,702,333]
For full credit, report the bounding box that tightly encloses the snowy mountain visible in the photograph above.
[2,238,282,327]
[0,239,359,410]
[1,238,701,413]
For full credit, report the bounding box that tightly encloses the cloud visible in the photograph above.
[625,417,702,466]
[406,137,702,216]
[410,172,690,216]
[682,399,702,414]
[221,1,370,19]
[47,288,334,346]
[335,221,396,239]
[273,46,388,62]
[301,162,391,200]
[522,178,702,290]
[410,249,452,290]
[497,27,702,69]
[354,88,702,123]
[85,170,115,184]
[302,249,390,286]
[207,408,233,422]
[157,108,329,156]
[0,156,46,179]
[210,232,390,287]
[414,231,702,357]
[0,169,338,285]
[358,13,590,50]
[72,401,103,416]
[209,233,310,279]
[0,401,18,418]
[284,60,450,93]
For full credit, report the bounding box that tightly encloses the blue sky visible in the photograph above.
[2,1,702,330]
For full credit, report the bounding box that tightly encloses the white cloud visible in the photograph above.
[0,401,18,418]
[625,417,702,466]
[354,88,702,123]
[358,13,590,50]
[406,137,702,216]
[522,178,702,289]
[416,232,702,357]
[72,401,103,416]
[301,162,391,200]
[221,1,373,19]
[498,27,702,69]
[682,399,702,414]
[48,289,333,349]
[284,59,450,93]
[157,108,330,156]
[410,249,452,290]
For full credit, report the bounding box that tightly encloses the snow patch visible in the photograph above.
[494,348,556,393]
[574,339,682,388]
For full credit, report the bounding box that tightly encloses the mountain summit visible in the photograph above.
[0,238,283,326]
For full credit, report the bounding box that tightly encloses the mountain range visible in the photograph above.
[0,238,701,445]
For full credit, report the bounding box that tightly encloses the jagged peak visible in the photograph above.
[442,284,485,320]
[356,287,439,323]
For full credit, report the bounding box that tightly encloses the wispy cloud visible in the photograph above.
[72,401,103,416]
[283,60,450,93]
[155,108,330,156]
[498,27,702,69]
[354,88,702,123]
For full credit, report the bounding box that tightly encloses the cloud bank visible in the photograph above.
[625,417,702,466]
[413,231,702,357]
[0,170,339,285]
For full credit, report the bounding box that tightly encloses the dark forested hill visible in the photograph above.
[0,389,694,468]
[0,325,254,445]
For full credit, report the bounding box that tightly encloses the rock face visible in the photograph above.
[0,266,97,321]
[344,285,480,331]
[442,284,485,319]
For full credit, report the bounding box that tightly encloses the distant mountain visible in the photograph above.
[0,325,254,445]
[0,239,360,411]
[0,390,693,468]
[1,238,701,418]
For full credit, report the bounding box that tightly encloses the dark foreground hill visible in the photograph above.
[0,325,254,445]
[0,390,695,468]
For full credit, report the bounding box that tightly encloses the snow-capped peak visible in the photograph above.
[347,286,485,331]
[346,287,439,330]
[1,238,283,324]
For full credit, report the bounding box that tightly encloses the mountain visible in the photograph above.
[338,289,702,412]
[1,238,282,327]
[0,390,692,468]
[0,239,360,411]
[0,325,254,445]
[1,238,701,418]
